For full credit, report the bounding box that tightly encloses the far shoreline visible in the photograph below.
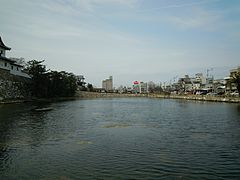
[76,91,240,103]
[1,91,240,105]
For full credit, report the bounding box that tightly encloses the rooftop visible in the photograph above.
[0,56,15,63]
[0,37,11,50]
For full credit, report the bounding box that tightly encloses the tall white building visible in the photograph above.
[102,76,113,92]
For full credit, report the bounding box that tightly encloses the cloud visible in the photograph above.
[165,8,221,30]
[1,0,239,87]
[40,0,138,15]
[136,0,219,12]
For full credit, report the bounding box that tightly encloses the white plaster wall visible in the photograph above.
[0,59,10,71]
[10,69,30,78]
[0,59,30,78]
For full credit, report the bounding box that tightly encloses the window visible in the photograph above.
[11,66,13,70]
[4,62,7,67]
[17,67,19,71]
[0,50,2,56]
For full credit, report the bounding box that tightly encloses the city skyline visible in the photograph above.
[1,0,240,87]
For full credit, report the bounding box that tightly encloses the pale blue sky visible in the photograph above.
[0,0,239,87]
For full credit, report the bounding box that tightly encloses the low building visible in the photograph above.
[194,73,206,85]
[140,82,148,93]
[0,37,30,78]
[133,81,140,93]
[102,76,113,92]
[175,73,213,94]
[117,85,130,94]
[93,88,106,93]
[178,75,193,93]
[132,81,148,93]
[213,79,225,94]
[192,73,208,90]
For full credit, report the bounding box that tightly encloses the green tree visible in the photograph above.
[46,71,77,97]
[87,83,93,92]
[25,60,78,98]
[25,60,49,97]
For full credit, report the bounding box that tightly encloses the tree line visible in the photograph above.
[25,60,78,98]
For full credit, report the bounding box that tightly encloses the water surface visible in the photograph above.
[0,98,240,179]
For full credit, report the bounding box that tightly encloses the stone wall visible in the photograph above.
[76,91,240,103]
[76,91,148,98]
[0,68,31,101]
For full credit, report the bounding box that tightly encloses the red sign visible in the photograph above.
[133,81,139,84]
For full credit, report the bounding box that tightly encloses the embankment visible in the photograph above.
[76,91,240,103]
[1,90,239,104]
[76,91,147,98]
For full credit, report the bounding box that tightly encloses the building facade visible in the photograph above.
[102,76,113,92]
[224,67,240,94]
[133,81,140,93]
[132,81,148,93]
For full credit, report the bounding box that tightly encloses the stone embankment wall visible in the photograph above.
[0,68,31,102]
[76,91,240,103]
[76,91,148,98]
[150,94,240,103]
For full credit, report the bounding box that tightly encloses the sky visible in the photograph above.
[0,0,240,87]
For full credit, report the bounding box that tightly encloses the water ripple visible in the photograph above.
[0,98,240,179]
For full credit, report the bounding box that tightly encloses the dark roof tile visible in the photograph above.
[0,56,15,63]
[0,36,11,50]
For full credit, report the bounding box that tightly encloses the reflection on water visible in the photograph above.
[102,124,130,128]
[0,98,240,179]
[76,140,93,145]
[237,104,240,115]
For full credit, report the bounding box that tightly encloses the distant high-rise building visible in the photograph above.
[102,76,113,92]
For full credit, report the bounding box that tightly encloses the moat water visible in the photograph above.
[0,98,240,179]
